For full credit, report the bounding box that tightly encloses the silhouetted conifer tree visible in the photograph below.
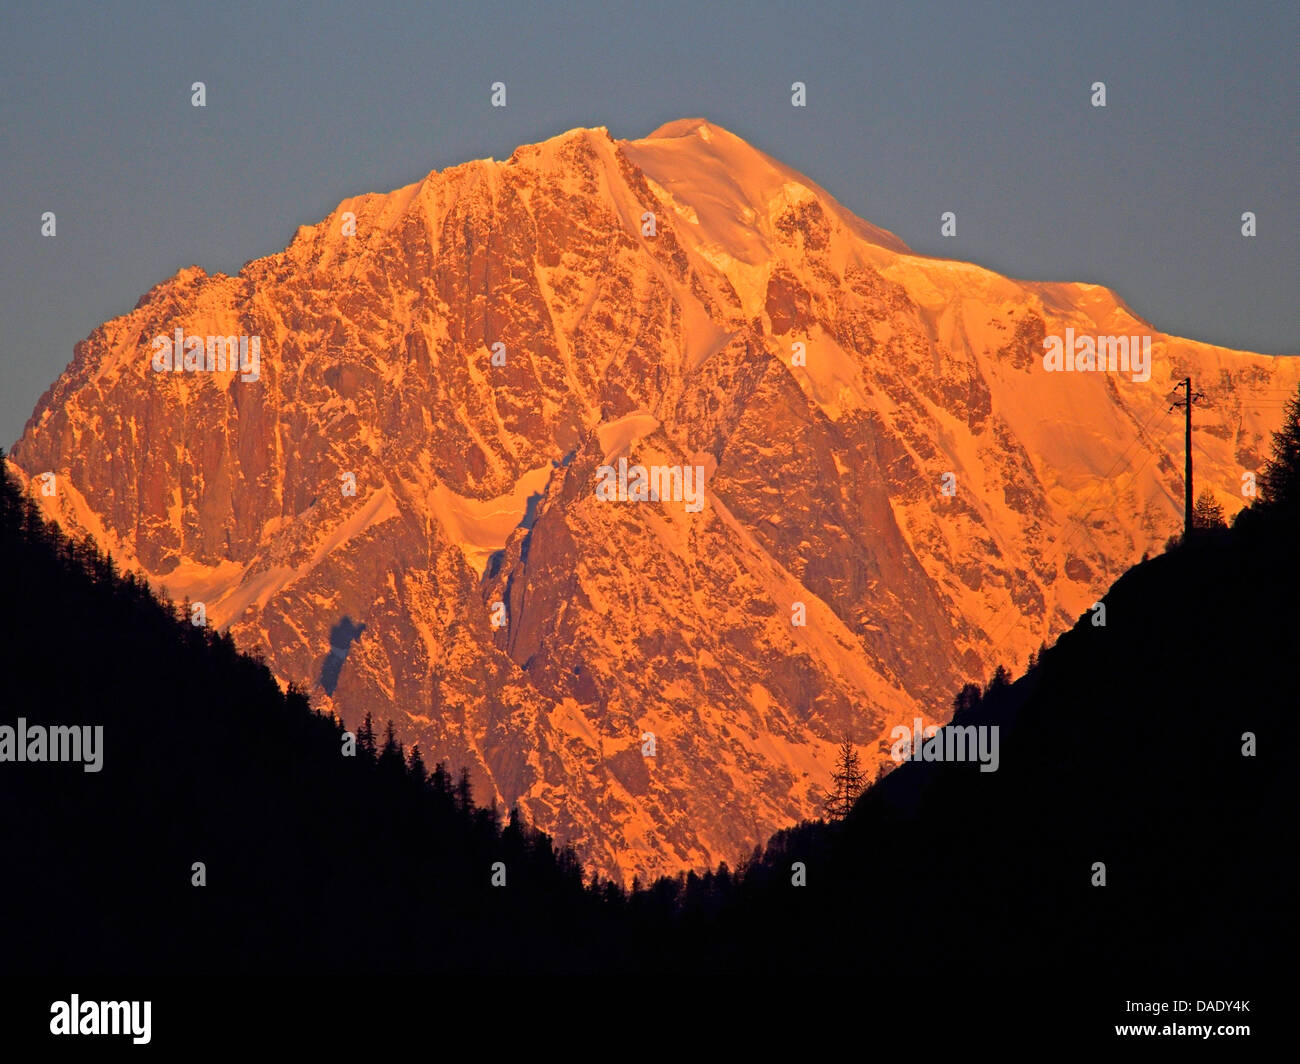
[952,682,983,723]
[1192,488,1226,530]
[985,663,1011,696]
[1259,385,1300,518]
[455,767,474,816]
[407,744,427,786]
[378,720,405,777]
[357,711,376,759]
[823,735,869,820]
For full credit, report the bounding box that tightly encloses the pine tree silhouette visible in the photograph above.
[1258,384,1300,518]
[407,744,427,786]
[823,735,869,820]
[357,710,376,760]
[1192,488,1226,530]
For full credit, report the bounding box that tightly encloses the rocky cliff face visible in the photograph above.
[11,118,1297,880]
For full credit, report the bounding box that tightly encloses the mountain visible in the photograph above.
[9,118,1299,881]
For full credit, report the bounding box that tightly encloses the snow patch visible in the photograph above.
[596,411,662,462]
[430,463,555,577]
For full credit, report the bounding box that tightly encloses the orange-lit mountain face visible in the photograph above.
[11,119,1298,881]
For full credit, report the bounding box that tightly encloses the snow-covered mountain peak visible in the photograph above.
[11,119,1298,882]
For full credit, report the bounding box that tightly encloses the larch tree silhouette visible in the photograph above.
[1192,488,1226,530]
[823,735,870,821]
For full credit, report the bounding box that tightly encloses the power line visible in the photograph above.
[1170,378,1205,538]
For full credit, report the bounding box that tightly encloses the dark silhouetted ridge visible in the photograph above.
[0,452,617,975]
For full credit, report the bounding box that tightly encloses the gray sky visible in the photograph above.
[2,0,1296,445]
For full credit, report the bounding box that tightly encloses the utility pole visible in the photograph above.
[1170,377,1204,540]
